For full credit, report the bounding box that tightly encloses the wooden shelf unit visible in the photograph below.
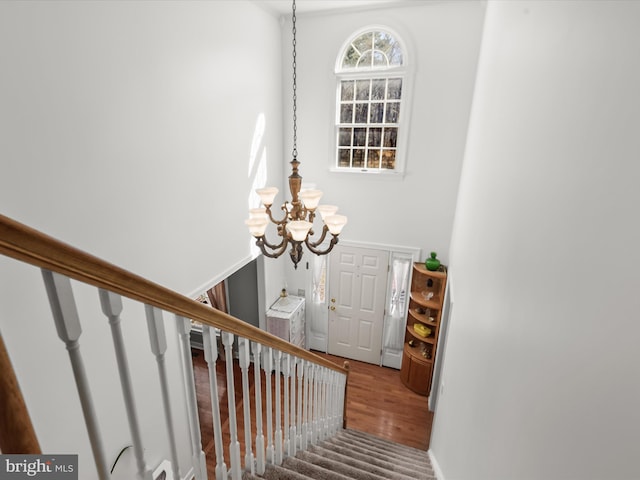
[400,262,447,396]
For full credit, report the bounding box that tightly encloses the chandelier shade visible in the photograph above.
[324,215,348,236]
[255,187,279,206]
[245,0,346,268]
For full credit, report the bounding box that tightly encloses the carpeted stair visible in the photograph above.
[243,429,436,480]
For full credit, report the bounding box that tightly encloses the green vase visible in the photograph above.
[425,252,440,271]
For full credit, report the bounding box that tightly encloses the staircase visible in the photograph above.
[1,214,432,480]
[243,429,435,480]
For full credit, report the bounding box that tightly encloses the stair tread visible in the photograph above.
[312,443,433,480]
[262,463,316,480]
[339,430,430,461]
[343,428,429,456]
[308,444,425,480]
[297,450,388,480]
[247,428,434,480]
[282,455,353,480]
[242,472,262,480]
[327,435,434,471]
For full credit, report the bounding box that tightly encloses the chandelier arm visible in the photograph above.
[305,233,339,256]
[255,236,289,259]
[259,226,289,250]
[305,224,329,248]
[264,205,289,226]
[298,207,315,223]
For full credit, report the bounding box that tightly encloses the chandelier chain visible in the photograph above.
[246,0,346,269]
[292,0,298,160]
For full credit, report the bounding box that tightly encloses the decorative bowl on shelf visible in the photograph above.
[413,323,431,338]
[421,290,434,301]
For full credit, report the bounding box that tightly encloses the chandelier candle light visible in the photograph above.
[245,0,347,269]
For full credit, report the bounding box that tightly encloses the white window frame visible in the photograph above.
[331,25,413,177]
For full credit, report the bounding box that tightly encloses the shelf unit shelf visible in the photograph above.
[400,262,447,397]
[404,342,433,365]
[409,291,441,310]
[406,324,436,344]
[407,308,438,326]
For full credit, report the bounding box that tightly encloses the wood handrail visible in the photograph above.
[0,333,42,453]
[0,214,347,374]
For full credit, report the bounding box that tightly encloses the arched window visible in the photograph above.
[334,28,410,174]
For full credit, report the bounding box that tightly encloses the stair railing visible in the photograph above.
[0,213,349,480]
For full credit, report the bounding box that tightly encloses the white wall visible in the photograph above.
[0,1,283,477]
[0,0,284,295]
[279,1,485,296]
[430,2,640,479]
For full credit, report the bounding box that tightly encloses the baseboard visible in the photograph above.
[428,449,445,480]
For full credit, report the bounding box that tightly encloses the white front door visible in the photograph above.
[328,245,389,364]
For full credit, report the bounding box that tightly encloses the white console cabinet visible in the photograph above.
[266,295,305,348]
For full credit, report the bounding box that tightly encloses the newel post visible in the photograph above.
[0,333,41,453]
[342,361,350,429]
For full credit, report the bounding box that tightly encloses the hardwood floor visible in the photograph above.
[314,352,433,450]
[192,348,433,477]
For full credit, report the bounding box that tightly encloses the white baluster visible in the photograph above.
[289,356,296,457]
[239,338,254,474]
[202,326,227,480]
[145,305,181,480]
[306,362,314,448]
[283,353,290,457]
[311,364,319,446]
[325,369,330,438]
[330,371,337,435]
[97,290,152,480]
[321,368,328,441]
[222,332,242,480]
[339,373,346,431]
[327,370,334,437]
[301,360,309,451]
[274,349,283,465]
[297,359,304,450]
[328,370,333,437]
[175,316,207,480]
[337,373,342,432]
[263,347,274,465]
[42,271,110,480]
[252,342,265,475]
[317,367,323,442]
[339,373,346,432]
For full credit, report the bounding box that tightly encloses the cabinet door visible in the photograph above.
[408,359,432,396]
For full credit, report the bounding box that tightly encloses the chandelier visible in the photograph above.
[245,0,347,269]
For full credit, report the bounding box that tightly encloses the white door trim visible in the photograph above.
[338,239,421,260]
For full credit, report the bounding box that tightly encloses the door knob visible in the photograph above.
[330,306,336,311]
